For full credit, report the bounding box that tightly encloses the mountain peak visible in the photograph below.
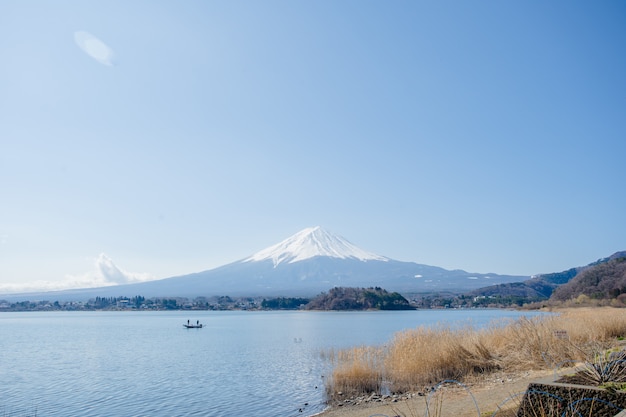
[243,226,388,267]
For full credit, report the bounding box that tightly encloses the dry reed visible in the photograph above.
[327,308,626,397]
[326,345,385,399]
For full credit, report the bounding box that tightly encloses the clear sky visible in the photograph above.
[1,1,625,293]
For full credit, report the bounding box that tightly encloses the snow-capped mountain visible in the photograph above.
[2,227,529,301]
[243,226,388,266]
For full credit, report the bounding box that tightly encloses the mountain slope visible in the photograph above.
[1,227,529,301]
[551,254,626,301]
[467,251,626,301]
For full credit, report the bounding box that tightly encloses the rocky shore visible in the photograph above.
[316,369,556,417]
[331,391,422,408]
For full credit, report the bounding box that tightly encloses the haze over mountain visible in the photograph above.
[2,227,528,301]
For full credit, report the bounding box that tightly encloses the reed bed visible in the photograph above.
[325,346,385,398]
[327,308,626,397]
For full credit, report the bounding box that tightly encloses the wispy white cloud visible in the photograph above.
[74,31,116,66]
[87,253,154,285]
[0,254,155,294]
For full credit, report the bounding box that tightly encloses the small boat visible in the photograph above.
[183,323,203,329]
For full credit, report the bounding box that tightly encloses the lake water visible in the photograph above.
[0,310,546,417]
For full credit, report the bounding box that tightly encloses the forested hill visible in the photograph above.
[304,287,414,310]
[551,255,626,302]
[466,251,626,304]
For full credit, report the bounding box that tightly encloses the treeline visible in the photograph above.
[260,297,310,309]
[1,289,414,312]
[92,296,146,309]
[0,295,261,312]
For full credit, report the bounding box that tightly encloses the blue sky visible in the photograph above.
[1,1,625,293]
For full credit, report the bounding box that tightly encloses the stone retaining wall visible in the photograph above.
[518,376,626,417]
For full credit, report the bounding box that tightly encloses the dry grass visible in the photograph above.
[326,346,385,398]
[327,308,626,397]
[385,325,501,392]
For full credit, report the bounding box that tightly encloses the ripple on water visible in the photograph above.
[0,310,545,417]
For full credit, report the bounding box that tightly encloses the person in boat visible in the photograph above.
[196,320,199,326]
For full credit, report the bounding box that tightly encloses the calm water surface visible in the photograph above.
[0,310,545,416]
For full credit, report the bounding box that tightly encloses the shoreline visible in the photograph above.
[315,307,626,417]
[313,368,557,417]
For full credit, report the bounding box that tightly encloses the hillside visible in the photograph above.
[551,256,626,301]
[465,251,626,306]
[466,268,579,303]
[467,281,550,300]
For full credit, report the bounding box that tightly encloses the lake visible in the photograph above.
[0,310,546,416]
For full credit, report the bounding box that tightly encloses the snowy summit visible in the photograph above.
[243,226,388,267]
